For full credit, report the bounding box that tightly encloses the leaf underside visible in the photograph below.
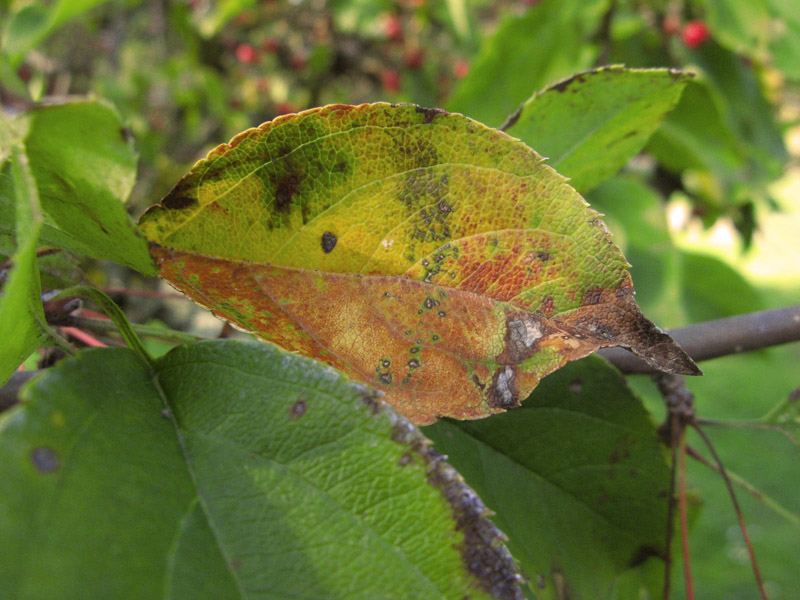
[139,103,698,424]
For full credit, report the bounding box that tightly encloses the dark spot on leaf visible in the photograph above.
[424,297,440,309]
[581,288,603,306]
[407,358,421,369]
[275,173,301,213]
[431,334,439,341]
[321,231,337,253]
[438,311,446,317]
[289,398,307,419]
[119,127,133,143]
[398,452,413,466]
[472,374,485,390]
[415,105,448,124]
[540,296,555,317]
[551,71,587,93]
[161,194,197,210]
[404,330,411,335]
[410,346,420,353]
[567,379,583,393]
[499,105,523,131]
[379,372,392,385]
[381,359,391,368]
[30,447,59,473]
[536,252,553,262]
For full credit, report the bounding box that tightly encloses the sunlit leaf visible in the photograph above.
[0,341,523,600]
[503,66,691,193]
[0,99,155,275]
[0,149,47,387]
[138,103,697,424]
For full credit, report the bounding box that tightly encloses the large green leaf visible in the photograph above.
[504,67,691,194]
[0,149,47,387]
[0,99,155,274]
[424,355,671,600]
[0,340,523,600]
[138,103,697,424]
[446,0,608,127]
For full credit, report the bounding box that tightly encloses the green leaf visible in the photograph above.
[0,340,524,600]
[0,149,47,387]
[424,355,671,600]
[2,0,116,66]
[0,99,156,274]
[699,0,800,81]
[504,67,691,193]
[679,252,764,322]
[647,79,746,177]
[690,42,787,180]
[446,0,608,127]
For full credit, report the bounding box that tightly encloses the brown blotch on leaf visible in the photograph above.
[30,447,59,473]
[274,173,301,213]
[378,372,393,385]
[161,194,197,210]
[289,398,307,419]
[415,105,448,124]
[540,295,556,317]
[397,452,414,467]
[581,288,604,306]
[321,231,337,253]
[487,366,519,409]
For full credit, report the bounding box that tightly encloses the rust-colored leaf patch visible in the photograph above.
[140,103,698,424]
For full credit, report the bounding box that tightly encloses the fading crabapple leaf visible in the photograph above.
[138,103,699,424]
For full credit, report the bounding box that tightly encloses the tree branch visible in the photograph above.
[599,305,800,374]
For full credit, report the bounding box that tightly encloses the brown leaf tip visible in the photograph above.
[389,419,524,599]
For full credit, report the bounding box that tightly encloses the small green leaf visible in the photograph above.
[424,356,671,600]
[0,341,523,600]
[504,66,691,193]
[446,0,608,127]
[0,149,47,386]
[0,99,155,274]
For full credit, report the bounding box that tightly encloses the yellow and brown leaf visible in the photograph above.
[139,103,698,424]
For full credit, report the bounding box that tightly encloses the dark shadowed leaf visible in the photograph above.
[424,355,671,600]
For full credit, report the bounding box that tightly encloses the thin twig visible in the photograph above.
[685,445,800,529]
[690,424,769,600]
[679,433,695,600]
